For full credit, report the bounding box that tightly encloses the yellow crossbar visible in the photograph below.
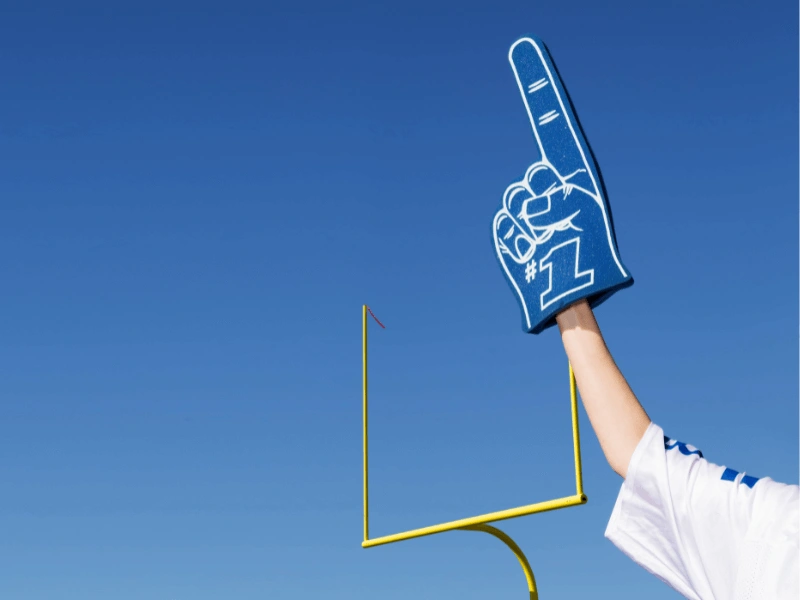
[362,493,586,548]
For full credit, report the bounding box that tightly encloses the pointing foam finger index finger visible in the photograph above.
[509,37,594,190]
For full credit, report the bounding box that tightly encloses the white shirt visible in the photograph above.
[605,422,799,599]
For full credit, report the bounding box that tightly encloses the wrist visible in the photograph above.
[555,299,598,334]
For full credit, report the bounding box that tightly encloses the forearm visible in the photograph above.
[555,300,650,478]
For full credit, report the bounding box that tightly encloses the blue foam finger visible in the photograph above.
[492,36,633,334]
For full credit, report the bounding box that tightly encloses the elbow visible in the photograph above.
[605,419,651,479]
[608,457,628,479]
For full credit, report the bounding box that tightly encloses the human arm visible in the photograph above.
[556,300,799,598]
[554,299,650,478]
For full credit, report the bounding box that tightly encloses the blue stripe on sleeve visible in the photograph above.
[720,468,761,488]
[664,436,704,458]
[741,474,760,488]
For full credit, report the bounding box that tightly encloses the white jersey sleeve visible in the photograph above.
[605,422,799,599]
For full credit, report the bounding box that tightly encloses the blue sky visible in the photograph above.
[0,1,796,598]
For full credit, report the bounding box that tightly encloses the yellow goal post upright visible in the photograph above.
[360,305,587,598]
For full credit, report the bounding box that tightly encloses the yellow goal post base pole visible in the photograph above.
[361,305,586,598]
[463,524,539,600]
